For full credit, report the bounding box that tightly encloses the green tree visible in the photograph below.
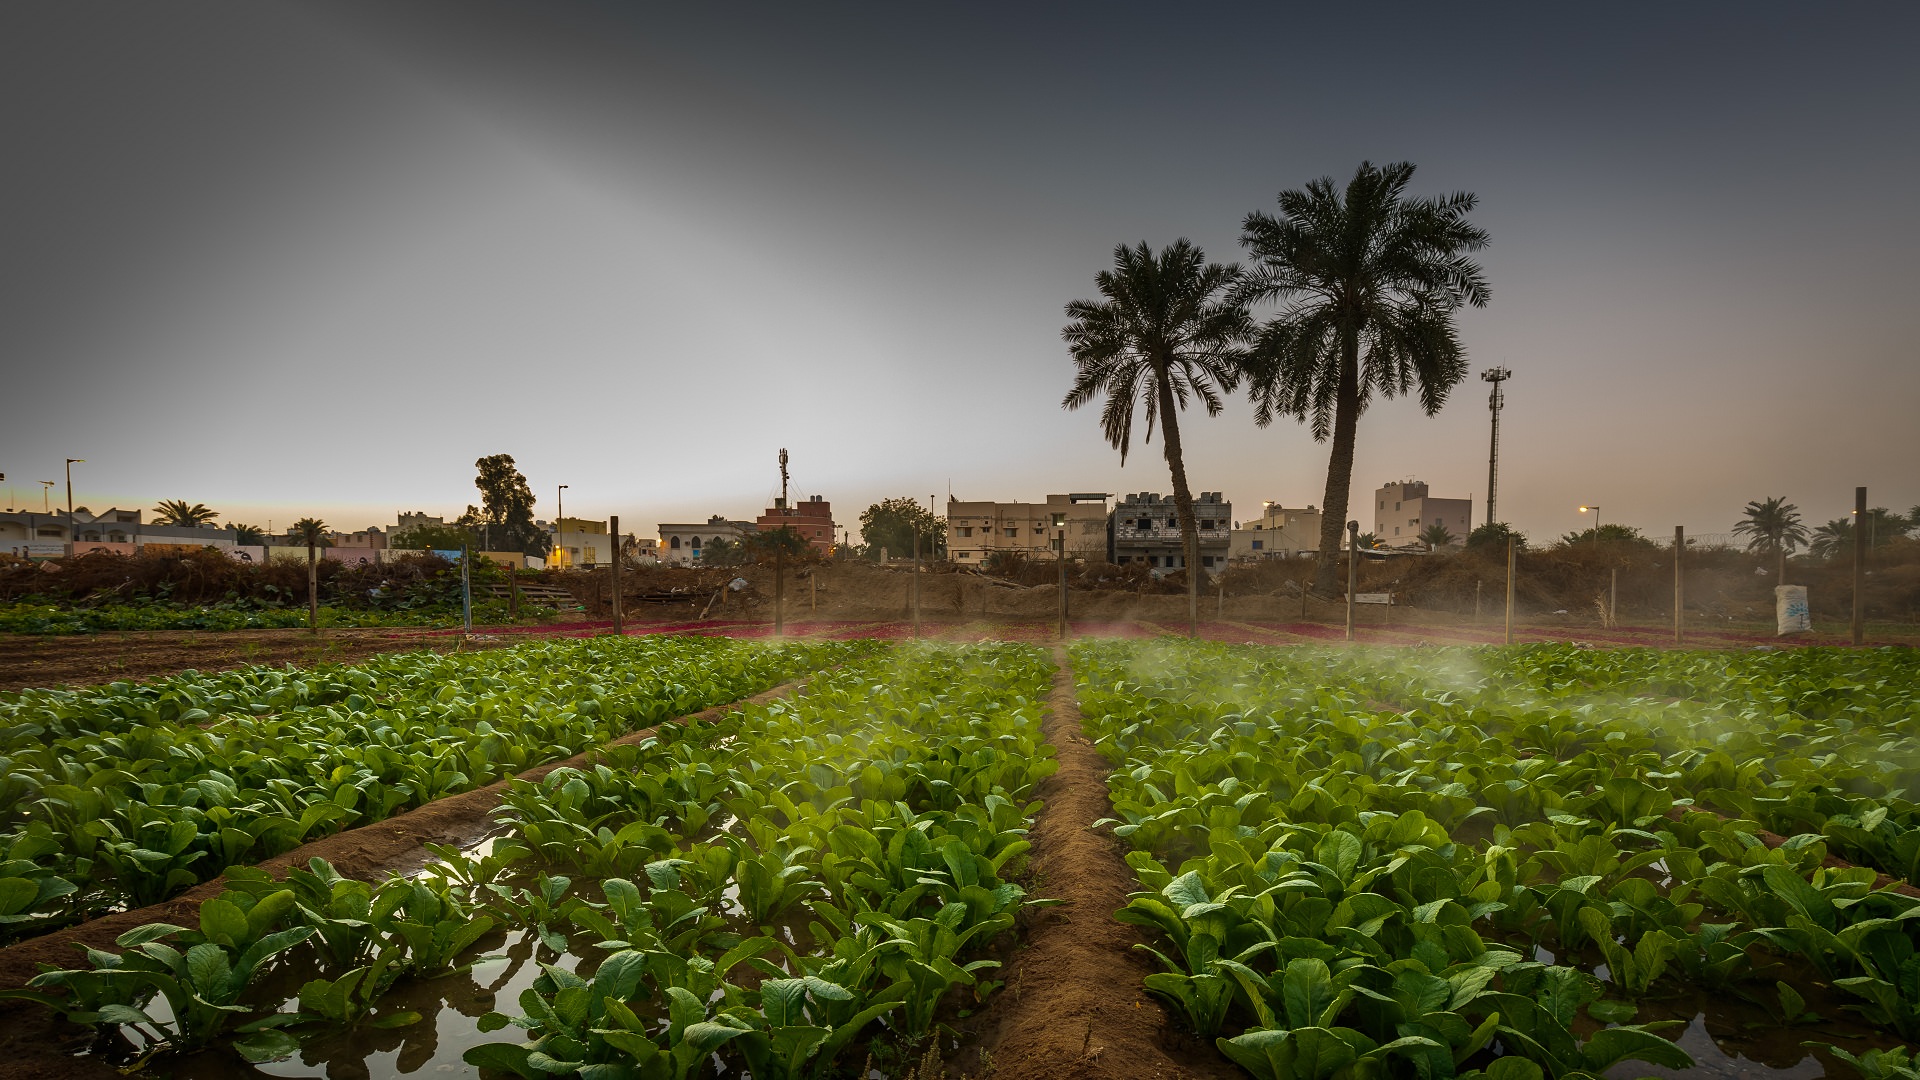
[1353,531,1381,550]
[1731,496,1809,580]
[1062,240,1251,635]
[291,517,327,633]
[858,498,946,561]
[468,455,546,556]
[1418,522,1455,551]
[153,499,218,527]
[1812,508,1911,560]
[746,526,812,562]
[699,536,741,566]
[1466,522,1525,554]
[1559,524,1654,548]
[231,524,265,546]
[1239,161,1490,595]
[391,523,480,552]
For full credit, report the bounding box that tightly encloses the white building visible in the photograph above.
[1230,504,1323,561]
[657,516,751,566]
[1373,480,1471,548]
[947,493,1110,565]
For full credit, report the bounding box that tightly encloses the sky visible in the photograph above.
[2,1,1916,545]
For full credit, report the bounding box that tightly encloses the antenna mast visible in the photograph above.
[777,448,790,510]
[1480,367,1512,526]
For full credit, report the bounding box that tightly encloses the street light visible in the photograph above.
[556,484,568,568]
[65,459,84,555]
[1579,505,1601,537]
[39,481,54,513]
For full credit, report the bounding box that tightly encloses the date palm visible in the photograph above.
[1418,522,1455,551]
[1731,496,1808,581]
[153,499,218,527]
[291,517,327,633]
[1239,161,1490,594]
[1062,240,1251,635]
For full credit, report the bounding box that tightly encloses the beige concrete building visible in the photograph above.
[1373,480,1471,549]
[657,516,750,566]
[947,493,1110,565]
[1109,491,1231,573]
[1230,504,1323,561]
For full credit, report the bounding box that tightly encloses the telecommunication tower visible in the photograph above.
[1480,367,1512,525]
[777,448,790,511]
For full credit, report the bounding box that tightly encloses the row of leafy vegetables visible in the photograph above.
[0,635,876,941]
[1073,640,1920,1080]
[6,642,1058,1078]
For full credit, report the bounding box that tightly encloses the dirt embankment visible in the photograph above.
[0,628,485,693]
[966,649,1237,1080]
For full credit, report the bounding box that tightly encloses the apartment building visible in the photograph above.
[755,495,837,557]
[1230,504,1323,561]
[658,515,752,566]
[1373,480,1472,548]
[946,493,1110,565]
[1108,491,1231,572]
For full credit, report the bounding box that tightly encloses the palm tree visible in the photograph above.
[292,517,327,633]
[1418,522,1455,551]
[232,524,265,546]
[153,499,218,527]
[1809,519,1852,561]
[1062,240,1251,635]
[1731,496,1808,581]
[1239,161,1490,594]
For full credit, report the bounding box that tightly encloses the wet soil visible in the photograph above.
[0,676,816,1080]
[962,648,1239,1080]
[0,628,490,692]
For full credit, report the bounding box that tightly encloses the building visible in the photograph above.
[0,510,71,558]
[657,516,750,566]
[1230,504,1323,561]
[551,517,611,568]
[326,527,387,550]
[1108,491,1231,573]
[395,512,446,534]
[1373,480,1471,548]
[755,495,837,557]
[947,494,1110,566]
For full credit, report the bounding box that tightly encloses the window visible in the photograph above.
[669,536,681,549]
[1251,539,1263,550]
[1200,519,1214,530]
[1393,527,1401,535]
[956,551,971,559]
[1166,518,1176,529]
[957,527,972,537]
[1202,555,1216,567]
[1395,501,1401,511]
[1004,528,1018,537]
[1378,501,1384,509]
[691,536,702,548]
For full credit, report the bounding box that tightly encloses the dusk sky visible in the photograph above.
[3,2,1915,545]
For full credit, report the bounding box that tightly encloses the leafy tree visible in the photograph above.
[1239,161,1490,595]
[291,517,327,633]
[153,500,218,527]
[858,498,947,560]
[391,523,479,552]
[1466,522,1525,554]
[1558,524,1655,548]
[1062,240,1251,635]
[231,524,265,546]
[1812,509,1912,560]
[1731,496,1809,579]
[1418,522,1455,551]
[468,454,546,556]
[699,536,741,566]
[747,526,812,562]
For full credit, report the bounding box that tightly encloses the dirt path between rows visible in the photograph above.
[968,647,1238,1080]
[0,675,818,1080]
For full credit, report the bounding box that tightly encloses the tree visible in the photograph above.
[392,523,480,552]
[1239,162,1490,595]
[291,517,327,633]
[1466,522,1525,554]
[153,499,218,527]
[1558,524,1654,548]
[858,498,947,561]
[1812,508,1912,559]
[470,454,547,556]
[1353,532,1380,551]
[1062,240,1251,635]
[700,536,741,566]
[1731,496,1809,580]
[1418,522,1455,551]
[231,524,265,546]
[747,526,812,562]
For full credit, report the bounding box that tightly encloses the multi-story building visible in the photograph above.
[946,493,1110,565]
[657,516,751,566]
[551,517,611,568]
[755,495,836,557]
[0,510,71,558]
[1373,480,1472,548]
[1108,491,1231,573]
[1230,503,1323,561]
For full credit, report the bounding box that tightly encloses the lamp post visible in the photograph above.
[39,480,54,513]
[1578,505,1601,537]
[556,484,568,568]
[1053,512,1069,640]
[65,459,84,555]
[1345,520,1360,642]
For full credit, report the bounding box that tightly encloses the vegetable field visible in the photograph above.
[2,634,1919,1079]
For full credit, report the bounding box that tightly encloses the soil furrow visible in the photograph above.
[970,647,1237,1080]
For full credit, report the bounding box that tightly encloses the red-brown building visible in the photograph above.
[755,495,836,555]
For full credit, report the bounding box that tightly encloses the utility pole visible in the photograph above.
[609,516,623,637]
[1853,486,1867,646]
[1056,517,1068,640]
[1481,368,1511,526]
[1673,526,1685,645]
[1345,520,1359,642]
[911,527,921,639]
[774,543,785,637]
[1504,538,1516,645]
[555,484,568,569]
[64,458,84,556]
[460,544,473,636]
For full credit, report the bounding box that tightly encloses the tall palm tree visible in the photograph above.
[1809,519,1853,562]
[292,517,327,633]
[1238,161,1490,594]
[1731,496,1808,581]
[153,499,218,527]
[1062,240,1251,635]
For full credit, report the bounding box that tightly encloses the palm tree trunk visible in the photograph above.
[307,542,318,634]
[1311,325,1364,596]
[1156,369,1201,637]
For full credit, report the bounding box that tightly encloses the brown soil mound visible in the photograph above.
[966,649,1238,1080]
[0,628,482,693]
